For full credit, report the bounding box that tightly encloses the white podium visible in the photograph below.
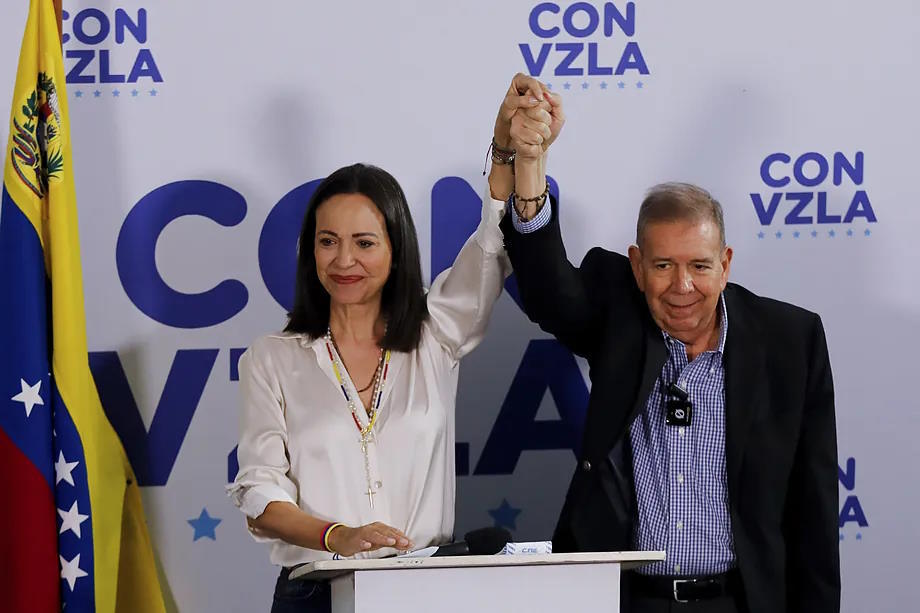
[291,551,665,613]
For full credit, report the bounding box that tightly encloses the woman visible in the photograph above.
[227,160,514,612]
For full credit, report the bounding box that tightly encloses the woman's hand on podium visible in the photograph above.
[328,522,413,557]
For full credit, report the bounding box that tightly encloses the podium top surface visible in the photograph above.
[290,550,666,580]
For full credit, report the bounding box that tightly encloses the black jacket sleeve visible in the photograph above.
[784,314,841,613]
[500,197,613,359]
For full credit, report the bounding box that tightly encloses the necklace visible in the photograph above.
[329,334,382,397]
[325,327,391,508]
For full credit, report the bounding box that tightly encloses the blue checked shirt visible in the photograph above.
[509,201,735,576]
[629,295,735,576]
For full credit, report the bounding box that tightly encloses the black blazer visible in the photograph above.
[501,203,840,613]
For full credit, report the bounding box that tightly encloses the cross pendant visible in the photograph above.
[365,486,376,509]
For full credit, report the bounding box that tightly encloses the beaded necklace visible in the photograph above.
[324,327,391,508]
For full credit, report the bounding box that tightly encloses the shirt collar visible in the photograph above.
[265,331,327,359]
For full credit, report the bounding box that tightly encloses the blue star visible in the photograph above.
[839,533,844,541]
[757,231,765,239]
[74,90,83,98]
[188,508,221,541]
[93,90,101,98]
[811,230,818,238]
[600,81,608,89]
[131,89,139,97]
[581,82,589,90]
[793,231,800,238]
[828,229,836,238]
[617,81,625,89]
[488,499,522,531]
[112,89,120,97]
[150,89,158,97]
[856,533,862,540]
[847,229,853,237]
[775,231,782,239]
[563,82,571,90]
[864,229,871,237]
[636,81,644,89]
[545,83,553,90]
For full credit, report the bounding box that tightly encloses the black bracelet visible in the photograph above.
[511,182,549,220]
[482,138,516,175]
[513,181,549,203]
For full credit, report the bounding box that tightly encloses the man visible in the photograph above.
[489,74,840,613]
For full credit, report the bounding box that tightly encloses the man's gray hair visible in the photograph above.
[636,182,726,249]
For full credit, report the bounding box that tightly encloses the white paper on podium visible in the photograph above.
[499,541,553,555]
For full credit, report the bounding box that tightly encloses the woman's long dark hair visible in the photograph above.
[284,163,428,352]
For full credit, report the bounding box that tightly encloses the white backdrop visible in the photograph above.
[2,1,918,611]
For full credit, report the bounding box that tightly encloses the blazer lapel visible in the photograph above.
[633,323,668,424]
[723,287,768,498]
[592,308,667,456]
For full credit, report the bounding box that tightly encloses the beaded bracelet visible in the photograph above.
[321,522,344,553]
[512,182,550,219]
[513,181,549,204]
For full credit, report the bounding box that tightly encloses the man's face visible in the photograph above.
[628,219,732,343]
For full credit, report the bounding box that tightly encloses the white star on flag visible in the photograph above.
[11,378,44,417]
[58,501,89,538]
[54,451,79,486]
[60,553,88,591]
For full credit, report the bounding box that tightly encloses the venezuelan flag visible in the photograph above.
[0,1,166,611]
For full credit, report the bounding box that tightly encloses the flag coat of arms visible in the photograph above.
[0,1,166,611]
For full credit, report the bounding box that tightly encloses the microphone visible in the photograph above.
[431,527,511,556]
[665,382,692,426]
[400,527,511,558]
[666,382,688,400]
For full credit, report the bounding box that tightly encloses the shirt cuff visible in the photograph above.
[476,187,508,254]
[509,195,552,233]
[226,481,297,520]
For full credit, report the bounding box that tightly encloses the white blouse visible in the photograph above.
[227,189,510,567]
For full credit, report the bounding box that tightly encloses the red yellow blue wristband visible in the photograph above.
[322,522,344,553]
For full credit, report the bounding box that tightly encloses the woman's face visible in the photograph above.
[314,193,393,308]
